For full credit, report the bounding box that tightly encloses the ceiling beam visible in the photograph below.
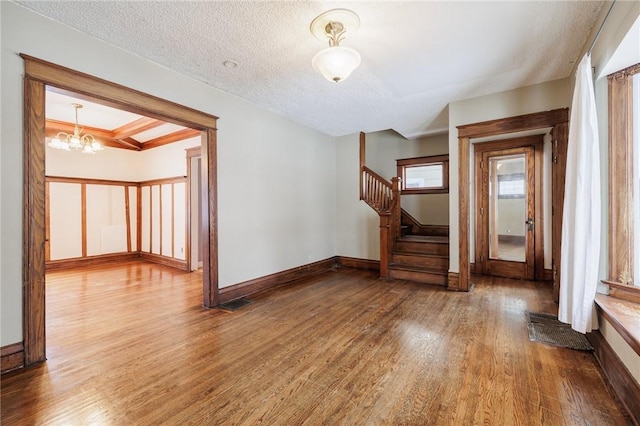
[141,128,201,150]
[45,119,141,151]
[112,117,165,139]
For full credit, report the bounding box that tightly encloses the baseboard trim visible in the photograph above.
[588,330,640,425]
[1,342,24,374]
[447,272,460,291]
[218,257,337,304]
[139,252,188,271]
[336,256,380,270]
[46,252,139,271]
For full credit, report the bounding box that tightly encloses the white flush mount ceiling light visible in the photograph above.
[310,9,361,83]
[48,103,103,154]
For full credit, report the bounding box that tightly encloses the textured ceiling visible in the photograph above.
[18,1,604,138]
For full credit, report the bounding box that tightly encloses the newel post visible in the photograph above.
[379,212,391,279]
[391,177,402,241]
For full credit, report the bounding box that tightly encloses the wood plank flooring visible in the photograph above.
[1,261,630,425]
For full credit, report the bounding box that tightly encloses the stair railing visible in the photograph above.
[361,165,402,278]
[361,166,393,212]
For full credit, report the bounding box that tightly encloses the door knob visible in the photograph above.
[525,218,534,231]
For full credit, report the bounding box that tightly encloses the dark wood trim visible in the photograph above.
[544,268,553,282]
[473,137,544,280]
[46,252,139,271]
[112,117,164,139]
[1,342,25,374]
[23,55,218,128]
[218,257,336,304]
[141,128,201,150]
[23,76,47,366]
[202,129,218,307]
[149,184,154,254]
[125,186,132,252]
[603,280,640,304]
[457,137,470,291]
[136,186,142,252]
[457,109,569,138]
[336,256,380,270]
[186,146,201,158]
[397,154,449,194]
[447,272,460,291]
[457,109,568,294]
[551,122,568,301]
[608,64,639,285]
[46,175,138,186]
[138,176,187,186]
[595,294,640,356]
[45,181,51,262]
[359,132,366,200]
[588,329,640,426]
[400,210,449,237]
[159,184,163,256]
[81,183,87,257]
[171,184,175,258]
[22,55,218,366]
[139,252,188,271]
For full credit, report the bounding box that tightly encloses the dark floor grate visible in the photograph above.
[218,298,252,311]
[525,311,593,351]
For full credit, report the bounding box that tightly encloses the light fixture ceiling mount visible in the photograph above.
[310,9,361,83]
[48,103,103,154]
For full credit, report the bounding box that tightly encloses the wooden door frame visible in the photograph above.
[456,108,568,295]
[22,55,219,366]
[474,137,544,280]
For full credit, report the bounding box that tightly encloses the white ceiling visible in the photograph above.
[19,1,604,138]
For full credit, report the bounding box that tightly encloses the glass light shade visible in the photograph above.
[91,141,103,151]
[82,144,95,154]
[69,135,82,149]
[312,46,361,83]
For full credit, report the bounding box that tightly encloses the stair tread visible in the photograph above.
[397,235,449,243]
[392,251,448,258]
[389,265,447,274]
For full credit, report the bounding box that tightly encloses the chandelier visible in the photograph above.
[310,9,361,83]
[48,103,103,153]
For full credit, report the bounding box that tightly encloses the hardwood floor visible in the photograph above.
[1,261,630,425]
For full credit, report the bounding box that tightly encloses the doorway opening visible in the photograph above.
[22,55,219,366]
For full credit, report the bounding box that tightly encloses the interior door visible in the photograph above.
[476,145,538,279]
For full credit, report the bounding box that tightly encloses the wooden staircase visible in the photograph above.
[361,164,450,287]
[389,235,449,286]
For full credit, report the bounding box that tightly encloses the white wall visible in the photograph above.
[448,78,573,273]
[1,2,336,346]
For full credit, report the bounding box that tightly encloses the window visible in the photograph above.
[497,173,525,199]
[608,63,640,287]
[397,155,449,194]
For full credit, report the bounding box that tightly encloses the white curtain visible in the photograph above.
[559,54,601,334]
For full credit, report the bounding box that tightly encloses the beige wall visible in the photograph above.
[1,2,337,346]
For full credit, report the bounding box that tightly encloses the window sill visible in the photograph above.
[594,293,640,357]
